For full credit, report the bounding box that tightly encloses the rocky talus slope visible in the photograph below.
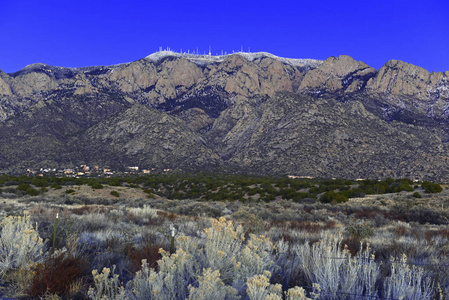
[0,51,448,180]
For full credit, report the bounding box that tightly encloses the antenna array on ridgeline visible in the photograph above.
[157,46,253,56]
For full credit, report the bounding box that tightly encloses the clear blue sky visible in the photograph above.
[1,0,448,73]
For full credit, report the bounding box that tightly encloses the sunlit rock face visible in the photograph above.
[366,60,449,119]
[298,55,377,95]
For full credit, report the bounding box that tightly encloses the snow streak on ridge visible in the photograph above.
[145,51,323,68]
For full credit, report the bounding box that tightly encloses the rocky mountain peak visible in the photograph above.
[21,63,50,71]
[365,59,449,119]
[367,59,433,97]
[369,59,449,96]
[320,55,371,77]
[298,55,377,95]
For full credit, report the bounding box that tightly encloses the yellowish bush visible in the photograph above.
[88,266,127,300]
[128,249,195,300]
[247,271,316,300]
[87,217,320,299]
[203,217,245,283]
[247,271,282,300]
[178,217,276,291]
[286,286,312,300]
[188,268,239,300]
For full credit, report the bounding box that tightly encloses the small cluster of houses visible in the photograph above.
[26,165,173,178]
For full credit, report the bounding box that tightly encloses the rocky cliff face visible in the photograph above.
[366,60,449,119]
[0,71,12,96]
[298,55,377,96]
[1,51,449,180]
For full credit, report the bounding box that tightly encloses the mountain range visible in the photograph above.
[0,51,448,180]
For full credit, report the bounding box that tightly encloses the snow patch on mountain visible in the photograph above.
[236,52,323,68]
[145,51,323,68]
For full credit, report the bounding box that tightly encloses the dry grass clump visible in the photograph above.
[27,252,88,298]
[289,220,336,233]
[438,228,449,239]
[393,224,409,236]
[126,243,164,274]
[70,205,111,215]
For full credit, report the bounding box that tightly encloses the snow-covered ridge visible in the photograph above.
[13,51,321,74]
[145,51,225,66]
[14,62,119,74]
[145,51,323,68]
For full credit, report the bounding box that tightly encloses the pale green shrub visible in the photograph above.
[122,259,156,300]
[122,249,195,300]
[345,222,374,239]
[195,217,276,292]
[148,248,194,299]
[203,217,246,283]
[294,231,435,299]
[88,237,196,300]
[232,234,275,290]
[294,232,379,299]
[0,214,45,276]
[383,254,434,300]
[178,217,276,292]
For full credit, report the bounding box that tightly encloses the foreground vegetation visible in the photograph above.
[0,173,448,299]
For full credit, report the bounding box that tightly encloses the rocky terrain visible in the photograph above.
[0,51,449,180]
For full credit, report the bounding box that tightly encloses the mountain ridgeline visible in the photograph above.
[1,52,449,180]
